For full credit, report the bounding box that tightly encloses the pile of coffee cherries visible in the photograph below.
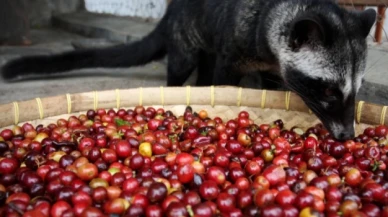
[0,106,388,217]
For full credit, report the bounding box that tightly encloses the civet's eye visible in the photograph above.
[324,88,334,97]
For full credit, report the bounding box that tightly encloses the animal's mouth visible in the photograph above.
[300,98,355,141]
[322,121,355,141]
[282,82,356,141]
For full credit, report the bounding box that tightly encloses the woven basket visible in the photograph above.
[1,86,387,135]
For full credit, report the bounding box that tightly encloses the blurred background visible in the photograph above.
[0,0,387,106]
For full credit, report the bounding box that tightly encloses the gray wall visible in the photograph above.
[0,0,84,43]
[0,0,30,42]
[28,0,84,27]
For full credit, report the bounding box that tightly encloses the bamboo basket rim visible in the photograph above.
[0,86,387,129]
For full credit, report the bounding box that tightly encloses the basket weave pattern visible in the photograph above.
[0,86,386,134]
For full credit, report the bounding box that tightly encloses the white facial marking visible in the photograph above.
[266,2,305,55]
[278,47,338,81]
[320,101,329,109]
[341,74,352,102]
[354,74,364,93]
[330,122,345,138]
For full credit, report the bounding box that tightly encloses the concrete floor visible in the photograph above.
[364,46,388,84]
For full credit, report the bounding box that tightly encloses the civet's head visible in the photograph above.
[277,4,376,140]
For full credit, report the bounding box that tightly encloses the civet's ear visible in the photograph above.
[289,15,327,51]
[356,8,377,38]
